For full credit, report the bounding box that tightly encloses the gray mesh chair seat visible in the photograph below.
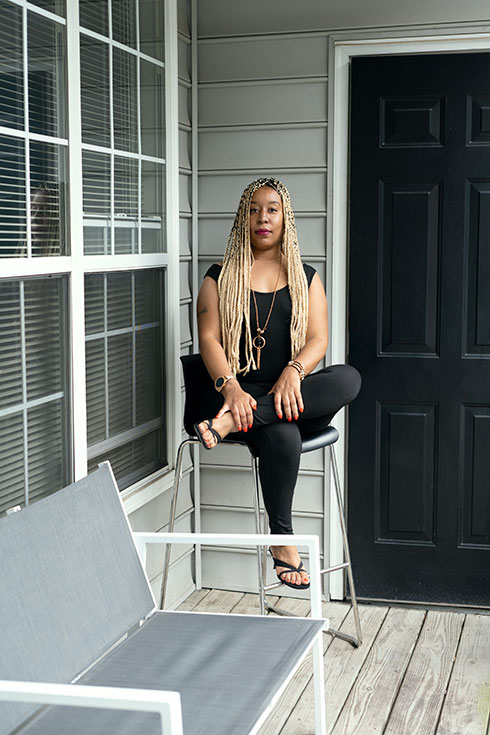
[161,355,362,648]
[17,612,322,735]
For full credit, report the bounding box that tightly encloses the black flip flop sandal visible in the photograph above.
[193,419,223,450]
[270,553,310,590]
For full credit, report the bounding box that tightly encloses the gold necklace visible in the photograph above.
[250,257,282,370]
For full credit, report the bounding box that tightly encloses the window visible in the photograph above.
[0,276,69,514]
[85,269,166,488]
[0,0,176,511]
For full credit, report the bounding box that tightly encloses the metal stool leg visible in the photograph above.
[326,444,362,647]
[253,440,363,647]
[251,456,266,615]
[159,438,199,610]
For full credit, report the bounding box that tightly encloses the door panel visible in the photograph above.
[348,53,490,605]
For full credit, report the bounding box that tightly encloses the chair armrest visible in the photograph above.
[0,681,182,735]
[133,532,323,620]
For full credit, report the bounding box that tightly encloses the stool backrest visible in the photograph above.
[181,353,214,435]
[0,462,154,735]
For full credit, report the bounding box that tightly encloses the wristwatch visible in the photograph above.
[214,375,235,392]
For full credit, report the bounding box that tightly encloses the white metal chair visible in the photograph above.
[0,463,328,735]
[161,355,362,647]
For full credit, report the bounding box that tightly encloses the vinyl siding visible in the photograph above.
[197,23,330,595]
[196,0,490,597]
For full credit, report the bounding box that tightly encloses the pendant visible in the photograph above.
[252,332,266,369]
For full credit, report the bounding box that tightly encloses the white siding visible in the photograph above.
[197,0,490,36]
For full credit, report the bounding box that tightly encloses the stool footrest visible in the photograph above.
[326,627,361,647]
[320,562,350,575]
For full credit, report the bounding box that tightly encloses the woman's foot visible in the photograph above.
[270,545,310,587]
[194,412,236,449]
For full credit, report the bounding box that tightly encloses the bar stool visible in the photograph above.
[160,355,362,648]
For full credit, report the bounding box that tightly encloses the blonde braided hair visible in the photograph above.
[218,178,309,376]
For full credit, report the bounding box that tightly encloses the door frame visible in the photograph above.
[326,27,490,599]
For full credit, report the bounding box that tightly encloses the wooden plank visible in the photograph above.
[266,595,314,619]
[231,593,280,615]
[384,610,465,735]
[176,588,211,611]
[328,607,425,735]
[436,614,490,735]
[258,602,353,735]
[191,588,244,613]
[280,603,389,735]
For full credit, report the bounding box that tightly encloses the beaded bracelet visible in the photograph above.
[287,360,305,381]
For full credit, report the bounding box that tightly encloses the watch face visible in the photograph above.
[215,377,225,389]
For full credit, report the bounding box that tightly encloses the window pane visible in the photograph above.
[0,276,70,516]
[140,60,165,158]
[29,0,66,17]
[28,398,66,504]
[79,0,108,36]
[28,11,66,139]
[80,37,110,148]
[85,340,106,445]
[108,332,133,435]
[0,135,26,257]
[0,281,22,409]
[85,269,166,490]
[113,48,137,152]
[0,413,25,515]
[88,429,164,490]
[114,155,138,254]
[25,278,64,400]
[107,271,132,329]
[139,0,164,62]
[84,273,104,335]
[82,150,111,255]
[141,160,165,253]
[0,0,23,130]
[30,141,68,256]
[112,0,136,49]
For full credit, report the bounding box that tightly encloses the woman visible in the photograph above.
[193,178,361,588]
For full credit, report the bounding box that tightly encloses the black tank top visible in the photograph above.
[204,262,316,384]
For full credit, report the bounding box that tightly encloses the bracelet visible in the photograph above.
[287,360,305,381]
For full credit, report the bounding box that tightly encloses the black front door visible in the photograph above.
[348,52,490,605]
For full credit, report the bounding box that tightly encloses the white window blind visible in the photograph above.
[85,269,166,489]
[0,277,69,515]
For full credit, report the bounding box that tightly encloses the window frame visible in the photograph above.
[0,0,181,506]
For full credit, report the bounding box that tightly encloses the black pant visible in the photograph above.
[194,364,361,534]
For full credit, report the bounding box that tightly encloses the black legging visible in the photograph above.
[194,364,361,534]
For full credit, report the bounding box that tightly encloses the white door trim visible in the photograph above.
[327,28,490,599]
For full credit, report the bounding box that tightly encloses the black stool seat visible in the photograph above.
[300,426,339,454]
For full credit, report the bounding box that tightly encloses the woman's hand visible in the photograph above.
[268,366,304,421]
[216,380,257,432]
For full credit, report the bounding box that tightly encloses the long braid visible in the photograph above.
[218,178,309,376]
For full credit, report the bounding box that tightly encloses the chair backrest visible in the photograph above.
[0,462,155,735]
[181,353,214,435]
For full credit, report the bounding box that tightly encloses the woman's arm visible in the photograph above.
[269,272,328,420]
[197,276,256,431]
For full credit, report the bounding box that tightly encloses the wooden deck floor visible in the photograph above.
[178,589,490,735]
